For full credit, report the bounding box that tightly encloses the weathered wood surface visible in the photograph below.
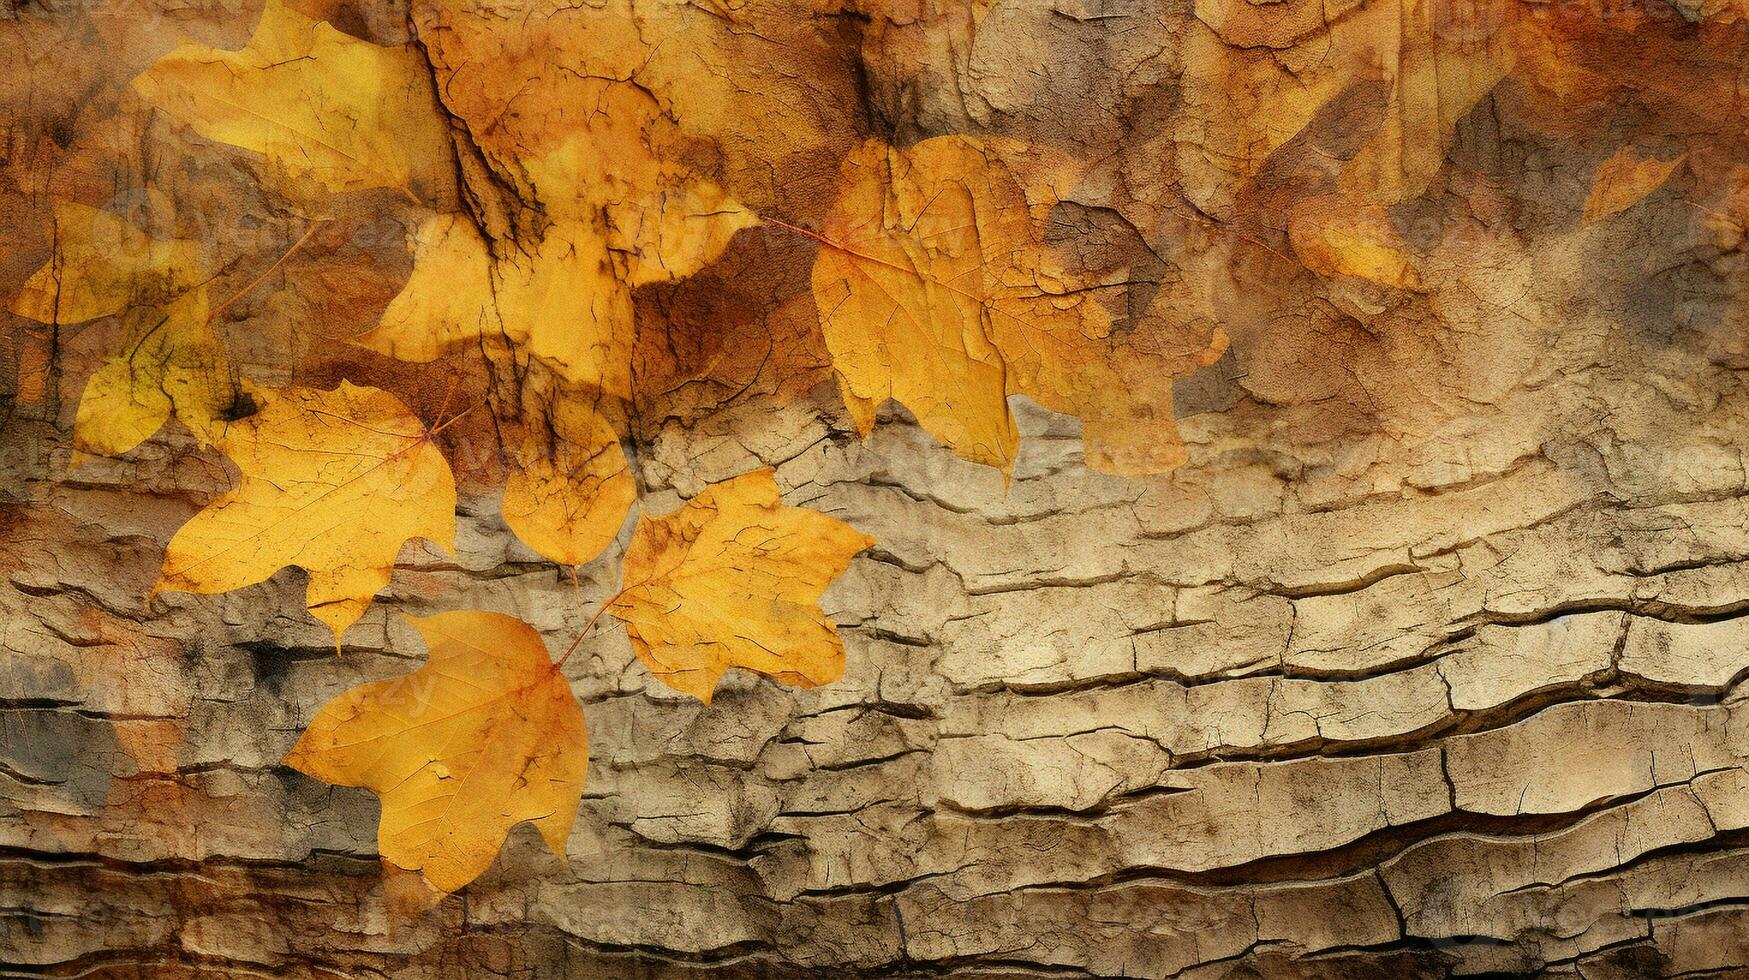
[7,0,1749,976]
[10,380,1749,976]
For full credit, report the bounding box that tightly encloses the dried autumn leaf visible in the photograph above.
[130,0,453,205]
[1177,0,1514,218]
[11,201,206,325]
[155,381,456,642]
[1287,198,1422,290]
[8,203,231,456]
[1584,148,1686,224]
[283,611,587,895]
[464,0,850,219]
[358,144,752,388]
[353,214,635,395]
[410,1,755,234]
[73,290,233,458]
[607,469,874,702]
[354,3,756,386]
[501,385,638,568]
[995,294,1231,476]
[523,128,758,282]
[607,175,758,289]
[810,136,1226,476]
[810,137,1038,472]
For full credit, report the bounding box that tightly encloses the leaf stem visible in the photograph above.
[432,376,459,429]
[554,587,627,671]
[208,221,326,325]
[761,215,831,247]
[426,401,479,438]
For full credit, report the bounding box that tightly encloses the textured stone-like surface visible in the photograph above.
[8,0,1749,976]
[9,385,1749,975]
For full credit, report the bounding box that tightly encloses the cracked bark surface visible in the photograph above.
[8,0,1749,976]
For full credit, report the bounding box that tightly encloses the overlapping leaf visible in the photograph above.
[499,378,638,569]
[122,2,774,578]
[809,137,1029,471]
[72,291,233,458]
[1585,148,1686,224]
[284,611,587,894]
[10,202,232,457]
[131,0,454,206]
[155,382,456,641]
[608,469,874,702]
[319,4,757,569]
[353,214,637,395]
[810,136,1227,476]
[357,6,755,386]
[11,202,206,324]
[354,143,753,388]
[1178,0,1515,220]
[351,214,642,566]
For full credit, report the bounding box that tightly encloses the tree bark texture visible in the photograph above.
[7,0,1749,977]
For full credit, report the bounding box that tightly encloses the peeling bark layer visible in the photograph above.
[9,391,1749,976]
[8,0,1749,976]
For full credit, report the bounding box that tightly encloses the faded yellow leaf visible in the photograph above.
[1177,0,1514,218]
[502,389,638,568]
[351,4,756,386]
[359,133,752,389]
[155,381,456,642]
[522,123,757,281]
[995,288,1231,476]
[8,203,231,457]
[809,136,1042,472]
[354,214,636,395]
[1287,198,1422,290]
[284,611,587,895]
[810,136,1226,476]
[131,0,453,204]
[11,202,206,325]
[73,290,233,458]
[1584,148,1686,224]
[608,175,758,288]
[608,469,874,702]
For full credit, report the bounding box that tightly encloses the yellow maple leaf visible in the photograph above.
[9,202,231,457]
[130,0,453,205]
[607,469,874,702]
[73,290,234,458]
[808,137,1038,472]
[11,201,206,325]
[1584,148,1686,224]
[500,382,638,568]
[155,381,456,642]
[809,136,1226,476]
[355,6,756,387]
[284,611,588,895]
[1287,198,1423,291]
[359,143,753,389]
[353,214,636,395]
